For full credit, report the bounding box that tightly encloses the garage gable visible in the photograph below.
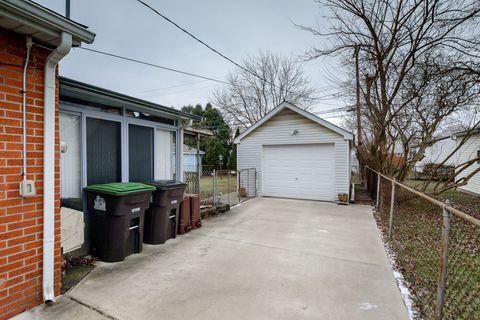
[234,101,353,144]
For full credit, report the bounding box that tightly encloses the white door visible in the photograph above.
[263,144,335,201]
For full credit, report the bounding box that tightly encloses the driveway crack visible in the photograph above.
[65,295,119,320]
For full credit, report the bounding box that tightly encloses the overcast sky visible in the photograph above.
[35,0,347,119]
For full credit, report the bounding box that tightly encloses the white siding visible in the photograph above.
[456,134,480,195]
[237,109,351,201]
[415,137,456,171]
[335,141,350,196]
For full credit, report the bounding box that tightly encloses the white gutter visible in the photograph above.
[43,32,72,303]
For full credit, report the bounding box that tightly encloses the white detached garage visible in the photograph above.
[234,101,353,202]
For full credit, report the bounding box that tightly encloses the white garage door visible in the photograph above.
[263,144,335,201]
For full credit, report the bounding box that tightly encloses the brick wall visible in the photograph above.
[0,29,62,319]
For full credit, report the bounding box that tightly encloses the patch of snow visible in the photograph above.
[230,202,245,209]
[382,239,418,319]
[373,207,418,319]
[359,302,378,310]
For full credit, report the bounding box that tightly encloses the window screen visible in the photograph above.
[60,112,81,206]
[129,124,154,182]
[155,129,176,180]
[86,118,121,185]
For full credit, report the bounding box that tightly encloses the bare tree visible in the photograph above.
[212,51,317,129]
[301,0,480,191]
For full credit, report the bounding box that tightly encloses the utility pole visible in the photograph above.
[354,44,362,147]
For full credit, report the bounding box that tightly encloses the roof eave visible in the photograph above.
[453,128,480,138]
[59,77,202,121]
[0,0,95,45]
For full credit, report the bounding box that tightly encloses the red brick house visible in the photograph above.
[0,1,94,318]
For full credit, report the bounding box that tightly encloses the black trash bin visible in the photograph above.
[84,182,155,262]
[144,180,187,244]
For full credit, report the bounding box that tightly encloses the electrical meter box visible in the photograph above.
[19,180,36,197]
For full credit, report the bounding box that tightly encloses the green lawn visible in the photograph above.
[199,174,237,195]
[405,179,480,219]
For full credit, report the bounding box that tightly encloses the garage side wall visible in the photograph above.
[237,109,350,200]
[334,141,350,197]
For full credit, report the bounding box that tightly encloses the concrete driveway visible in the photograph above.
[14,198,408,320]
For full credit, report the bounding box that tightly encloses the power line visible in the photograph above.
[75,47,341,104]
[131,79,210,95]
[75,47,229,85]
[135,0,249,75]
[135,0,317,99]
[140,83,219,99]
[313,106,355,115]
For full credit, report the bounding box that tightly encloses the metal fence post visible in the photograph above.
[388,178,396,241]
[213,169,216,206]
[436,200,452,320]
[227,170,230,206]
[254,169,257,197]
[248,168,252,198]
[238,170,241,203]
[376,173,381,210]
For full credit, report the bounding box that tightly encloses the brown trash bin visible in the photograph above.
[143,181,187,245]
[189,193,201,229]
[177,194,191,234]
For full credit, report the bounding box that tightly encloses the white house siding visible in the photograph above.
[237,109,350,200]
[414,137,456,171]
[456,134,480,195]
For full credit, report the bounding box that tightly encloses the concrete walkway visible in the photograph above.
[14,198,408,320]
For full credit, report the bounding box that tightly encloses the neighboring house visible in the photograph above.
[182,144,204,173]
[58,77,201,255]
[182,126,213,174]
[413,136,457,172]
[390,152,406,167]
[454,131,480,195]
[0,1,94,317]
[234,101,354,202]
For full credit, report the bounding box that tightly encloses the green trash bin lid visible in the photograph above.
[84,182,156,196]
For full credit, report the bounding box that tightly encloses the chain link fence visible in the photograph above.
[214,170,239,206]
[183,167,257,209]
[365,167,480,320]
[238,168,256,201]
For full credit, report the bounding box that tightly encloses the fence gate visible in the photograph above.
[238,168,256,201]
[183,167,257,208]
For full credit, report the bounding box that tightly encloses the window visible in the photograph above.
[125,109,175,126]
[86,118,122,185]
[129,124,154,182]
[59,112,82,209]
[61,97,122,115]
[477,149,480,164]
[155,129,176,180]
[60,102,180,190]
